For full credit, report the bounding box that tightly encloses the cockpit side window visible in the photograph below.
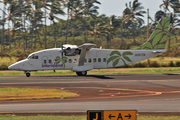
[34,56,38,59]
[28,54,38,59]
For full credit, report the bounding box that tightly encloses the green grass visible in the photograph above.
[0,115,85,120]
[2,67,180,77]
[0,115,180,120]
[0,88,78,100]
[129,68,180,74]
[138,116,180,120]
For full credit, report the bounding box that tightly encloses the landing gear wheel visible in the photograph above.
[26,73,30,77]
[76,72,80,76]
[76,71,87,76]
[81,71,87,76]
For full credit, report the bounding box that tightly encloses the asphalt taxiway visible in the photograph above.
[0,74,180,115]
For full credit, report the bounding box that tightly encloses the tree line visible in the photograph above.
[0,0,180,54]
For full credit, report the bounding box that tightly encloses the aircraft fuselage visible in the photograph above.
[8,48,165,71]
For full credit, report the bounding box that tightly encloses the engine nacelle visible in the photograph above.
[64,48,81,56]
[61,44,80,56]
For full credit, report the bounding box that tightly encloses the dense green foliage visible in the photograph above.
[0,0,180,61]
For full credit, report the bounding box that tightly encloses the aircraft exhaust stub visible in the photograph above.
[87,110,137,120]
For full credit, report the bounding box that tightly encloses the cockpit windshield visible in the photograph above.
[27,54,38,59]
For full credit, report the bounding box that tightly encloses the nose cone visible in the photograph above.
[8,59,27,70]
[8,64,19,70]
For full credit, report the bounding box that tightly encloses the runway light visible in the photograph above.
[61,85,64,89]
[111,92,114,96]
[118,90,121,94]
[61,94,64,99]
[136,110,139,116]
[99,87,103,92]
[12,111,15,116]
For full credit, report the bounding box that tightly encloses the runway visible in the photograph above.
[0,74,180,115]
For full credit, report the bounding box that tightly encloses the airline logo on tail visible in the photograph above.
[133,17,170,50]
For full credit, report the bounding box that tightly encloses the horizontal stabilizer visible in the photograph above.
[152,49,166,53]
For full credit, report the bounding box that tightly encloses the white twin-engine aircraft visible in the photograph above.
[8,17,170,77]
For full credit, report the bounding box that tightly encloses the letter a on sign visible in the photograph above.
[117,113,123,120]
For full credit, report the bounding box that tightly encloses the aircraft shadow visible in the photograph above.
[34,75,114,79]
[86,75,114,79]
[163,73,180,75]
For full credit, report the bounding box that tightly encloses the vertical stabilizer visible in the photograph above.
[133,17,170,50]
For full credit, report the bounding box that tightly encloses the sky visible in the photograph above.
[0,0,164,27]
[98,0,163,24]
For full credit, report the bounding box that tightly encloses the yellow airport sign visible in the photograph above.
[87,110,103,120]
[87,110,137,120]
[103,110,137,120]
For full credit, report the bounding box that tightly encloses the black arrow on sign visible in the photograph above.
[125,114,131,119]
[109,114,115,119]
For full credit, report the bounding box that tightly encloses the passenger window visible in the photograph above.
[74,59,77,63]
[69,59,72,63]
[98,58,101,62]
[93,58,96,62]
[84,59,87,63]
[103,58,106,62]
[49,60,51,63]
[44,60,47,64]
[35,56,38,59]
[88,58,91,63]
[64,59,67,63]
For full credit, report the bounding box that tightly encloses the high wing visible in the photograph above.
[73,43,96,72]
[78,43,96,66]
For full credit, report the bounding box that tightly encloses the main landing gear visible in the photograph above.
[76,71,87,76]
[25,71,31,77]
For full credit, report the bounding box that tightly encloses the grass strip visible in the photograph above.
[0,115,180,120]
[0,88,78,100]
[2,67,180,77]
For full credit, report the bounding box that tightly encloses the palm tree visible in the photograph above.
[64,0,74,44]
[123,0,146,44]
[47,0,65,48]
[18,0,31,51]
[0,0,9,52]
[41,0,49,49]
[90,15,101,41]
[100,15,118,49]
[7,0,22,50]
[68,0,84,43]
[159,0,180,13]
[157,0,180,50]
[81,0,101,43]
[30,0,45,49]
[0,4,6,53]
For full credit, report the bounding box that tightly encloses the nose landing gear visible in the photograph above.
[26,73,30,77]
[25,71,31,77]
